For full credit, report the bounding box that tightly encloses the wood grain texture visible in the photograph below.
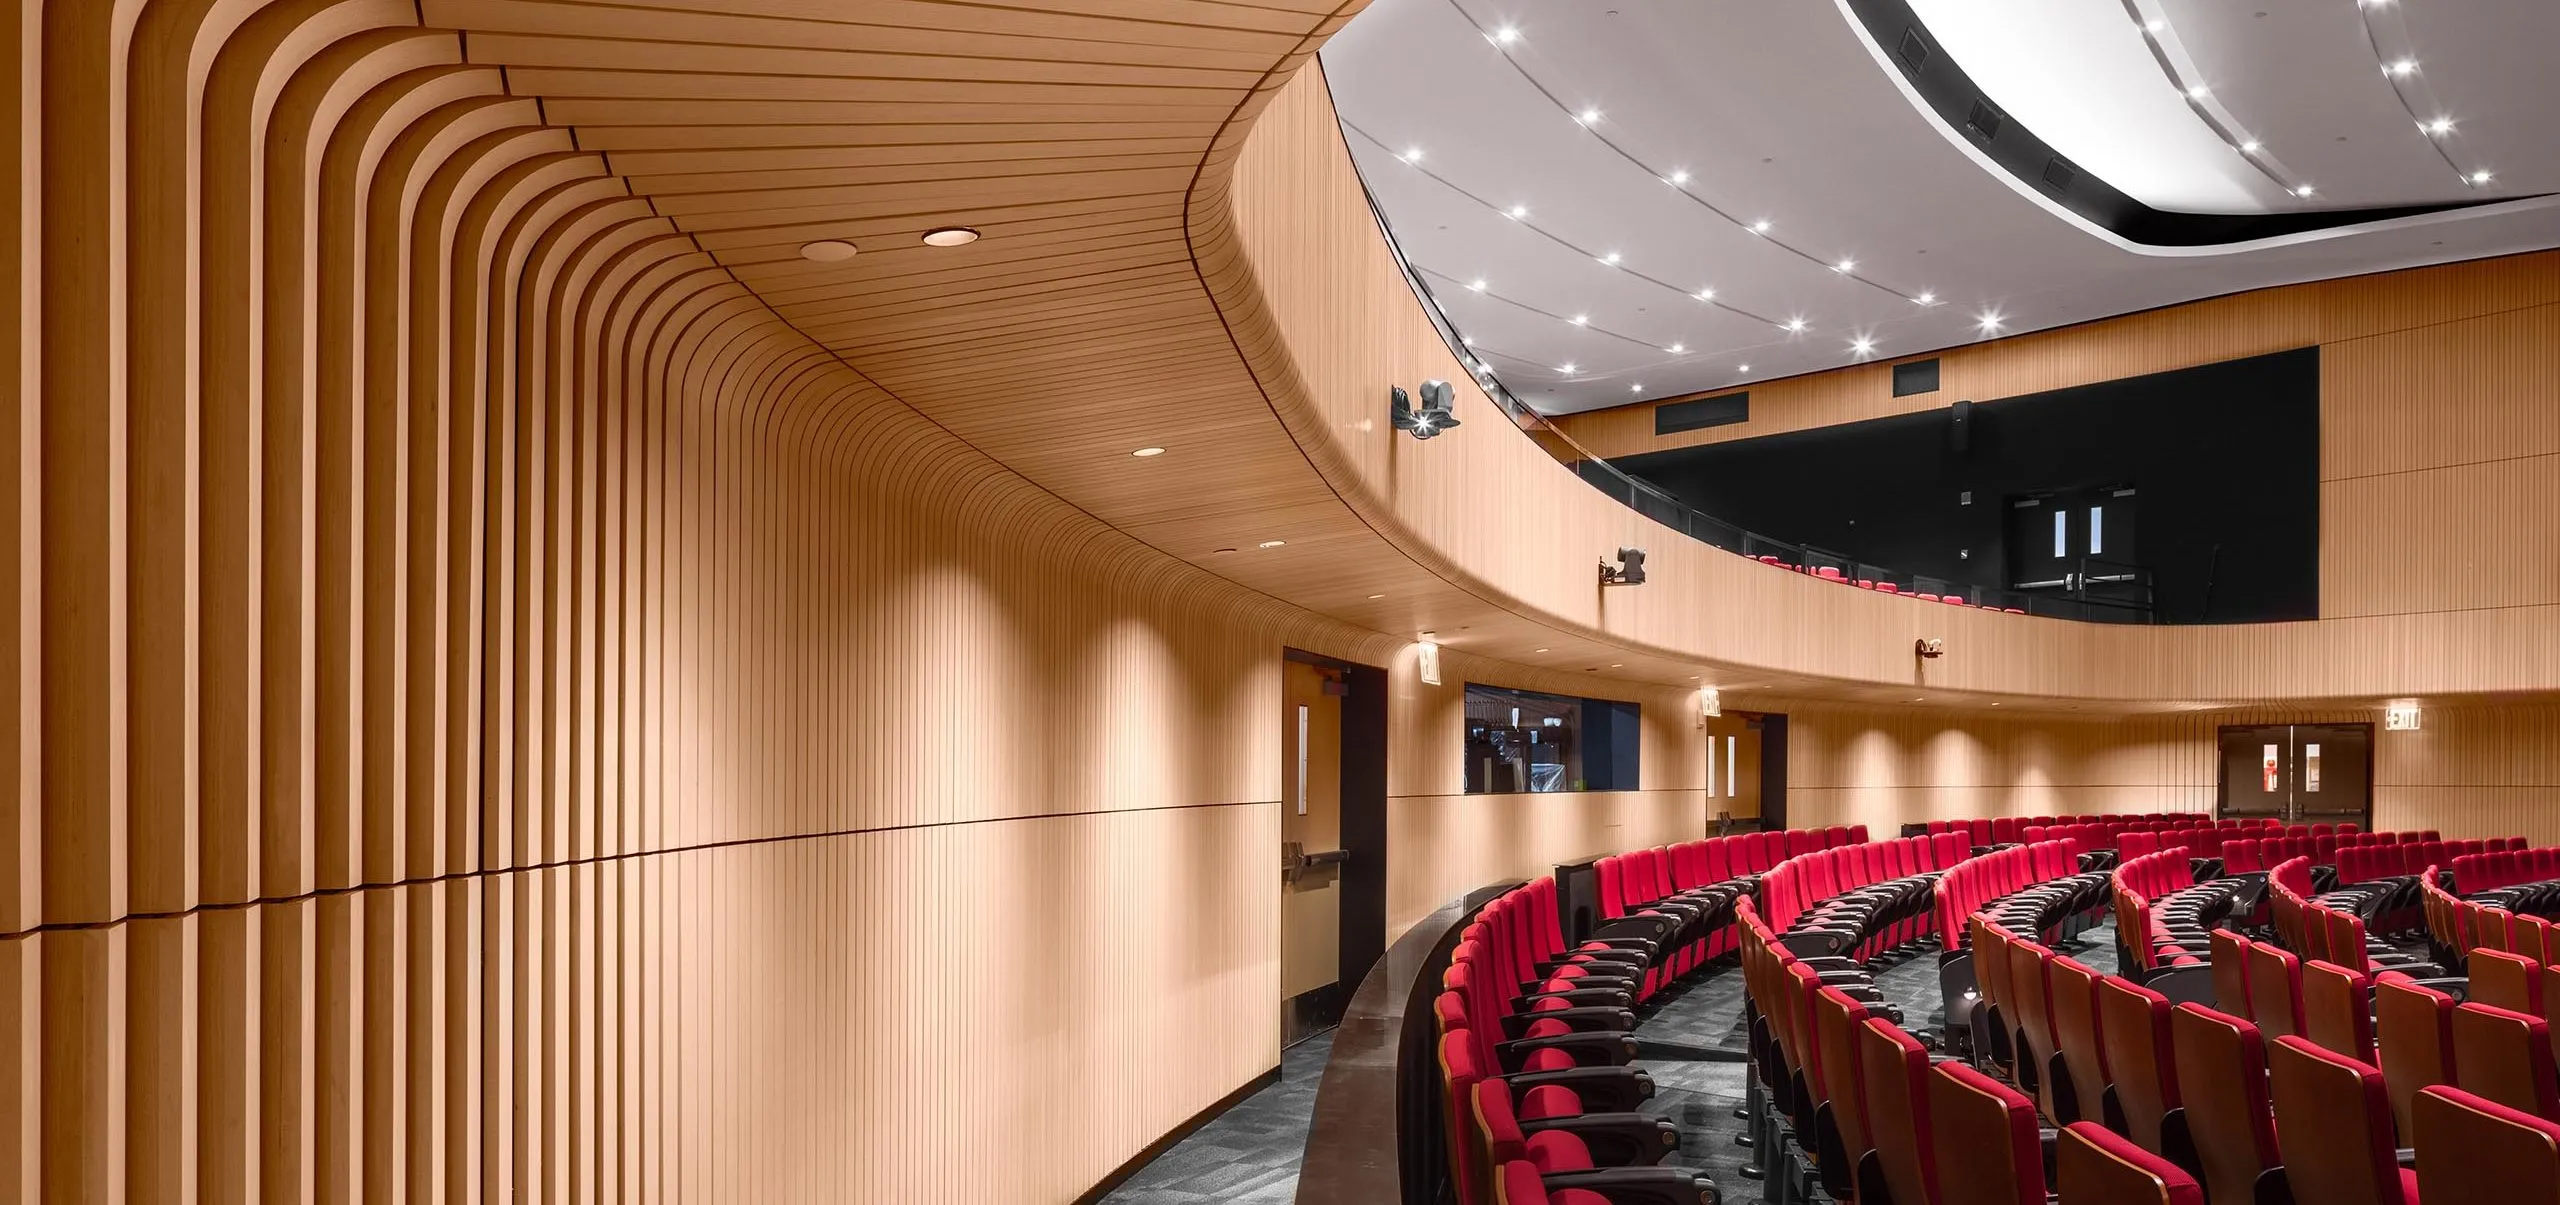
[1202,68,2560,709]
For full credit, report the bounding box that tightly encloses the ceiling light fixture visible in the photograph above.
[1600,252,1621,265]
[1577,106,1602,124]
[2293,183,2317,197]
[1570,314,1588,326]
[1258,540,1287,549]
[921,226,980,247]
[2143,18,2165,33]
[1367,593,1385,600]
[799,239,858,262]
[1131,447,1166,457]
[2387,58,2417,77]
[1977,311,2004,333]
[2424,117,2453,135]
[1833,259,1856,273]
[1460,335,1475,346]
[1492,25,1520,43]
[1468,278,1487,291]
[1737,364,1750,372]
[1783,317,1808,333]
[1695,287,1715,301]
[1851,336,1876,355]
[1750,219,1772,234]
[1668,169,1690,185]
[2471,170,2495,185]
[1630,384,1643,393]
[1914,291,1937,305]
[2239,139,2261,153]
[2186,84,2210,99]
[1668,343,1685,353]
[1402,146,1425,162]
[1559,362,1578,374]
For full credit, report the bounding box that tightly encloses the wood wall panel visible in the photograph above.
[0,4,1476,1201]
[1387,790,1701,939]
[1204,68,2560,708]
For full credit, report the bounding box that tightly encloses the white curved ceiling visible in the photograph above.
[1320,0,2560,414]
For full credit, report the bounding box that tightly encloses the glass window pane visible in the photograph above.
[1463,683,1641,794]
[2089,505,2104,556]
[2052,509,2067,557]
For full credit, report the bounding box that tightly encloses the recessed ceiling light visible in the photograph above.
[1630,384,1644,393]
[1535,648,1549,653]
[1913,291,1937,305]
[1834,258,1856,273]
[2471,170,2496,185]
[799,239,858,262]
[1668,343,1685,353]
[2186,84,2210,99]
[1492,25,1520,43]
[2293,183,2317,197]
[921,226,979,247]
[1695,287,1716,301]
[1367,593,1385,600]
[2239,139,2261,153]
[1402,146,1425,162]
[1611,663,1623,668]
[1460,335,1474,346]
[1783,317,1808,333]
[1600,252,1621,266]
[1668,169,1690,185]
[2425,117,2454,135]
[2387,58,2417,77]
[1570,314,1588,326]
[1468,278,1487,291]
[1507,205,1528,220]
[2143,18,2165,33]
[1977,311,2004,332]
[1911,697,1925,703]
[1257,540,1287,549]
[1578,107,1602,124]
[1737,363,1750,372]
[1750,219,1772,234]
[1131,446,1166,457]
[1851,336,1875,355]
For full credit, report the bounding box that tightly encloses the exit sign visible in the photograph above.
[2384,705,2422,731]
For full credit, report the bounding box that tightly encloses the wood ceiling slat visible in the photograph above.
[461,30,1271,88]
[429,0,1310,52]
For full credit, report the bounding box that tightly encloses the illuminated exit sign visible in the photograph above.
[2384,704,2422,732]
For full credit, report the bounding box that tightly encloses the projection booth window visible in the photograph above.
[1463,684,1642,794]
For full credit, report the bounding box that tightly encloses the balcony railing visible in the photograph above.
[1354,167,2157,624]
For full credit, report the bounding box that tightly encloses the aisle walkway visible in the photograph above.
[1100,1033,1332,1205]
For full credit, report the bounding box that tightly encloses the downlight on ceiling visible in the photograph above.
[922,226,980,247]
[1257,540,1287,549]
[800,240,858,262]
[1131,447,1166,457]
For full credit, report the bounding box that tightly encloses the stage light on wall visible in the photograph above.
[1391,380,1462,440]
[1599,547,1647,587]
[1417,634,1443,685]
[1914,637,1945,659]
[2384,702,2422,731]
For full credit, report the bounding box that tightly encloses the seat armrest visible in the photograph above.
[1520,1111,1682,1166]
[1523,986,1636,1011]
[1538,1167,1717,1205]
[1502,1004,1637,1040]
[1506,1064,1655,1111]
[1499,1030,1640,1071]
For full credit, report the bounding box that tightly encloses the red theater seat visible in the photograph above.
[2058,1121,2204,1205]
[2413,1086,2560,1205]
[2266,1036,2413,1205]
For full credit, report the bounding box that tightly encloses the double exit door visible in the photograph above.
[2217,723,2373,828]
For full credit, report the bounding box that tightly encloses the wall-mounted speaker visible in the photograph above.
[1949,398,1974,456]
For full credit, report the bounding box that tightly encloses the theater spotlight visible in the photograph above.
[1599,547,1647,587]
[1391,380,1462,440]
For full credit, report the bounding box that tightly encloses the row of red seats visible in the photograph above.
[2451,845,2554,893]
[1437,878,1705,1205]
[2342,839,2451,884]
[2113,848,2213,972]
[1594,828,1864,996]
[1977,916,2558,1204]
[1755,555,2034,613]
[1760,832,1952,934]
[1933,839,2085,948]
[1755,893,2312,1205]
[1926,811,2228,850]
